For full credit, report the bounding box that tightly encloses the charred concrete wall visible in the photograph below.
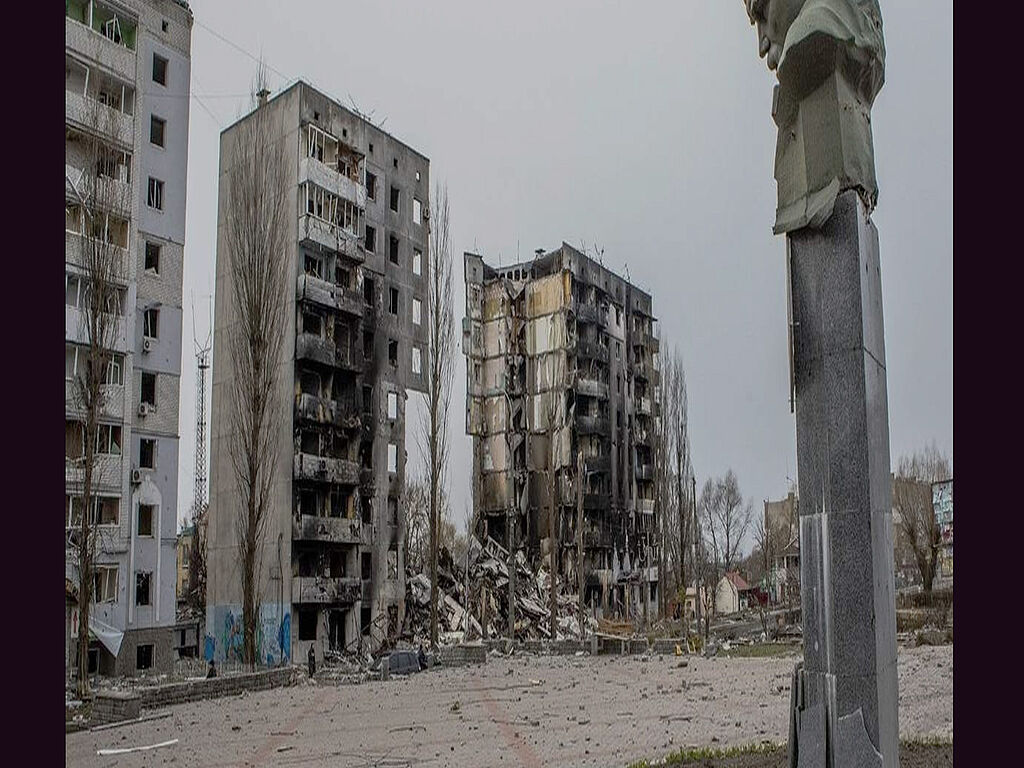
[463,244,660,621]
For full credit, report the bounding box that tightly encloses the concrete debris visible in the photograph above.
[97,739,178,756]
[404,537,598,643]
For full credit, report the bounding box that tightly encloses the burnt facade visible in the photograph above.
[208,82,429,664]
[463,244,660,620]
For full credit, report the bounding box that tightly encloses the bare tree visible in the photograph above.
[701,470,752,578]
[66,99,132,696]
[893,443,950,595]
[664,349,691,622]
[403,475,431,575]
[225,67,289,669]
[187,505,208,617]
[422,183,456,650]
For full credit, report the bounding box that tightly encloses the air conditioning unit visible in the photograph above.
[143,338,153,353]
[131,468,143,484]
[138,403,150,417]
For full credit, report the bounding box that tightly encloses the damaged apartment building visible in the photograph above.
[207,82,429,665]
[463,244,661,622]
[65,0,193,677]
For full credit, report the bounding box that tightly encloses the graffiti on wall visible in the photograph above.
[205,604,292,665]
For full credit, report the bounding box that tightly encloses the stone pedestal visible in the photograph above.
[788,190,899,768]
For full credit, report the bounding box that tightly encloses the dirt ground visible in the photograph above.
[66,643,952,768]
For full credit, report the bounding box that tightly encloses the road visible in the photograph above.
[66,643,952,768]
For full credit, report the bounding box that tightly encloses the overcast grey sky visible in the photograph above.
[177,1,953,544]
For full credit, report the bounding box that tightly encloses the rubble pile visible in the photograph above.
[404,536,597,643]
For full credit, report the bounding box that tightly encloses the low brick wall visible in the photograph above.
[138,667,298,710]
[651,638,688,654]
[596,636,649,655]
[92,691,141,725]
[520,639,589,655]
[437,644,487,666]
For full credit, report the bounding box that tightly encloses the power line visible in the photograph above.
[193,17,291,84]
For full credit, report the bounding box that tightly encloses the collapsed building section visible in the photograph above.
[463,244,660,631]
[207,82,429,665]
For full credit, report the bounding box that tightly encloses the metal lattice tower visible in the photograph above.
[192,296,212,521]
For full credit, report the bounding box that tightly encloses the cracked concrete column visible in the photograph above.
[788,190,899,768]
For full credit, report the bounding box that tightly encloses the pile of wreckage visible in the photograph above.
[405,536,598,644]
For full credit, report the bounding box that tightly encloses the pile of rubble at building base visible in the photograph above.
[405,535,598,644]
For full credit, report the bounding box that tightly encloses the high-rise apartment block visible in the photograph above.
[65,0,193,676]
[463,244,660,619]
[207,82,429,664]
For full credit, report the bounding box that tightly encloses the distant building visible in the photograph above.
[176,523,193,607]
[763,493,799,605]
[715,571,750,616]
[932,478,953,584]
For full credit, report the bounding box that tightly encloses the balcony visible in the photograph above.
[583,529,614,548]
[584,454,611,474]
[294,453,361,485]
[334,345,363,373]
[295,333,334,367]
[576,340,609,364]
[66,306,129,353]
[637,499,656,515]
[636,397,652,416]
[298,214,365,261]
[297,274,364,317]
[635,463,655,481]
[583,493,610,511]
[294,393,360,430]
[65,231,130,285]
[65,17,136,83]
[632,361,650,382]
[299,156,368,209]
[65,91,134,148]
[576,376,609,400]
[292,576,361,605]
[634,427,652,446]
[577,415,610,435]
[575,303,608,326]
[65,454,122,490]
[66,164,132,214]
[65,382,124,420]
[292,514,369,545]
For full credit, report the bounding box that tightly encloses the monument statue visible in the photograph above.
[742,2,898,767]
[744,0,885,233]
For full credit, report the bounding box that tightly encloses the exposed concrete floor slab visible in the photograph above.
[66,644,951,768]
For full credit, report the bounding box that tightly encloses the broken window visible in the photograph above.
[138,504,154,536]
[362,385,373,415]
[143,308,159,339]
[363,330,374,360]
[361,495,372,524]
[299,488,318,517]
[66,420,84,460]
[413,249,422,276]
[412,198,422,225]
[96,423,122,455]
[335,265,350,288]
[150,115,165,147]
[388,340,398,367]
[412,346,422,375]
[303,311,322,337]
[361,552,372,580]
[363,276,375,305]
[389,186,400,213]
[300,369,321,397]
[144,241,160,273]
[415,170,421,182]
[140,438,156,469]
[329,550,346,578]
[105,354,124,386]
[393,157,399,169]
[389,235,399,265]
[300,430,319,455]
[412,298,422,325]
[387,543,398,580]
[361,605,372,636]
[365,171,377,200]
[365,224,376,253]
[136,644,154,670]
[387,391,398,420]
[387,443,398,474]
[135,571,151,606]
[152,53,167,86]
[389,287,399,315]
[141,372,156,407]
[304,254,323,279]
[298,610,318,642]
[388,496,398,525]
[93,565,118,603]
[147,177,164,210]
